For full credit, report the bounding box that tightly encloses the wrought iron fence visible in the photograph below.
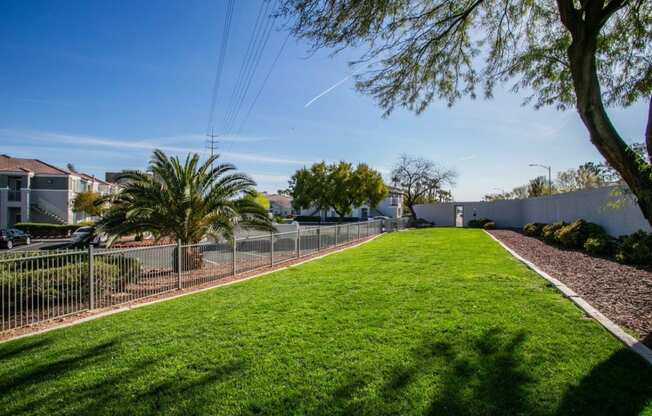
[0,218,409,332]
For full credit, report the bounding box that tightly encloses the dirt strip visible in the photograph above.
[488,229,652,347]
[0,235,381,343]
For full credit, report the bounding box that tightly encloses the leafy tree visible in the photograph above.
[280,0,652,227]
[288,161,387,219]
[528,176,548,197]
[391,155,456,218]
[288,162,331,215]
[72,191,104,217]
[556,162,609,192]
[98,150,273,245]
[329,162,388,218]
[246,192,271,211]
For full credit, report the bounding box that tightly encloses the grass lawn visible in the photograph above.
[1,229,650,415]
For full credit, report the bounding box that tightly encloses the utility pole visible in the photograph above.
[206,127,219,159]
[529,163,552,195]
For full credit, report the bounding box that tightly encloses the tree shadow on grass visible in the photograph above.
[297,327,650,416]
[556,348,652,416]
[0,336,245,416]
[0,337,52,361]
[243,327,535,416]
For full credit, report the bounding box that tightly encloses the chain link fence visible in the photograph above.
[1,218,409,332]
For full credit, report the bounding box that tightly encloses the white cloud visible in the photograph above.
[0,129,306,165]
[457,154,477,162]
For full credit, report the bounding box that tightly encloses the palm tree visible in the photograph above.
[98,150,274,246]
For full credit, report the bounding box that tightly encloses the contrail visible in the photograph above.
[304,75,351,108]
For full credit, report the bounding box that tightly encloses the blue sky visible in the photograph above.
[1,1,649,200]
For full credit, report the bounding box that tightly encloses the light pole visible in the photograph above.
[529,164,552,195]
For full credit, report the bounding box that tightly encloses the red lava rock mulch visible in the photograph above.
[488,229,652,347]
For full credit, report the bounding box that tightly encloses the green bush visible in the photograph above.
[14,222,81,238]
[482,221,496,230]
[615,231,652,265]
[468,218,493,228]
[523,223,546,237]
[554,219,606,249]
[0,257,135,315]
[542,222,566,244]
[584,235,618,257]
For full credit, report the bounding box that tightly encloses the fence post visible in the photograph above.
[297,228,301,258]
[357,222,361,241]
[177,239,182,290]
[232,238,237,275]
[270,232,274,266]
[335,225,338,246]
[88,244,95,310]
[317,227,321,251]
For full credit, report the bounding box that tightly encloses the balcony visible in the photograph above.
[8,190,21,202]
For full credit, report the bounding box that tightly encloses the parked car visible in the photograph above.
[69,226,106,248]
[370,216,389,221]
[0,228,32,249]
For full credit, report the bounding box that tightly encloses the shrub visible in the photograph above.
[523,223,546,237]
[411,218,433,228]
[0,257,134,315]
[542,222,566,244]
[554,219,606,249]
[482,221,496,230]
[584,235,618,257]
[615,231,652,265]
[468,218,493,228]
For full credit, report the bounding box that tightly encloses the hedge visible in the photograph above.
[293,216,365,223]
[13,222,83,238]
[468,218,493,228]
[0,255,141,314]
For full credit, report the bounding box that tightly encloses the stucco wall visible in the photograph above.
[414,186,651,236]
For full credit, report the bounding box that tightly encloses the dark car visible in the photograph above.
[0,228,32,249]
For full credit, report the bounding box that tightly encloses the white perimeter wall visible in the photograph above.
[414,186,651,236]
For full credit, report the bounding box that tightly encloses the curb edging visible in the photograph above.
[484,230,652,365]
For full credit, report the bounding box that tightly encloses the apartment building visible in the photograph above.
[0,155,115,228]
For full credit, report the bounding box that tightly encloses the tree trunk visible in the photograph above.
[646,95,652,162]
[407,202,417,219]
[566,30,652,227]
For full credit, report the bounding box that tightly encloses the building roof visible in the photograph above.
[265,193,293,208]
[0,155,112,186]
[0,154,69,175]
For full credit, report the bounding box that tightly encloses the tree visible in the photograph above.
[247,192,270,211]
[528,176,548,197]
[280,0,652,227]
[288,162,331,215]
[72,191,105,217]
[391,155,456,218]
[98,150,273,245]
[556,162,608,192]
[289,161,387,219]
[328,162,388,218]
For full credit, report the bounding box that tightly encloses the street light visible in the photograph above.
[529,163,552,195]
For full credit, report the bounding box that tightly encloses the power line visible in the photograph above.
[222,0,269,130]
[222,0,277,133]
[236,31,290,134]
[225,6,277,133]
[206,0,235,134]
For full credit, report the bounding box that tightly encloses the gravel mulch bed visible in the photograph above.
[488,229,652,347]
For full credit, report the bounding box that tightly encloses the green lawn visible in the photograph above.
[1,229,650,416]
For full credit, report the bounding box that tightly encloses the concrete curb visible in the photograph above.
[484,230,652,365]
[0,234,384,345]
